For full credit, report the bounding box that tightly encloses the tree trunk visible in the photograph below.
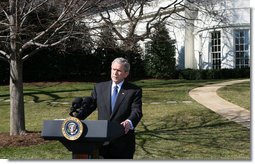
[9,0,26,136]
[9,58,26,135]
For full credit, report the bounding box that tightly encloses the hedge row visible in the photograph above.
[0,49,250,85]
[178,68,250,80]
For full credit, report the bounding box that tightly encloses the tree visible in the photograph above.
[145,22,176,78]
[94,0,180,52]
[0,0,100,136]
[92,0,227,52]
[94,24,145,78]
[93,25,120,77]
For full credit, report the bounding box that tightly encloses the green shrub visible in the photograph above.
[179,68,250,80]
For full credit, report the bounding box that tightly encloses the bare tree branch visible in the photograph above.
[20,0,48,28]
[21,36,69,61]
[20,0,101,56]
[93,0,228,52]
[99,10,125,40]
[0,50,9,61]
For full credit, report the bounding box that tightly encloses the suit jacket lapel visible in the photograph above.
[103,81,112,117]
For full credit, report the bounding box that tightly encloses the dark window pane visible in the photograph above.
[240,38,244,44]
[240,45,244,50]
[240,31,244,37]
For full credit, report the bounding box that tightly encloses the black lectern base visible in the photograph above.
[72,151,99,159]
[72,153,90,159]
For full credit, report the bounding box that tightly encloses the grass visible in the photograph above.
[217,81,250,110]
[0,79,250,160]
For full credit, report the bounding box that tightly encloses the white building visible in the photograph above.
[88,0,251,70]
[188,0,251,70]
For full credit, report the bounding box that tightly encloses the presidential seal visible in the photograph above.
[62,117,83,141]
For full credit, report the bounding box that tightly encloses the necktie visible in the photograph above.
[111,85,119,112]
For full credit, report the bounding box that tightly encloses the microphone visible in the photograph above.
[72,97,83,109]
[81,97,93,109]
[75,96,94,120]
[69,97,83,117]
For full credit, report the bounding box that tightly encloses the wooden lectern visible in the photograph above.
[41,119,124,159]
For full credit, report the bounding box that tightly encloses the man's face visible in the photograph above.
[111,62,129,84]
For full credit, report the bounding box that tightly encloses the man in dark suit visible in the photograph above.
[76,57,143,159]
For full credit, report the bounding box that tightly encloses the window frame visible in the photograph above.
[210,31,221,69]
[234,29,250,68]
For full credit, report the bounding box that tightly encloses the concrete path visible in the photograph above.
[189,79,250,129]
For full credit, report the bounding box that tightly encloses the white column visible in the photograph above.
[184,1,198,69]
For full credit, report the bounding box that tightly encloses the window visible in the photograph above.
[234,30,250,68]
[211,31,221,69]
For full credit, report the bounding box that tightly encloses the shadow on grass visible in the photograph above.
[0,88,92,103]
[135,114,250,159]
[134,79,222,89]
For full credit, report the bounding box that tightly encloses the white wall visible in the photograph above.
[193,0,250,69]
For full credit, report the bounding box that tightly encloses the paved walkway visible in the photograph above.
[189,79,250,129]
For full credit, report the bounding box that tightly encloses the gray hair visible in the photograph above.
[112,57,130,72]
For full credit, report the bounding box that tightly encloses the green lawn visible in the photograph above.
[217,81,250,110]
[0,79,250,160]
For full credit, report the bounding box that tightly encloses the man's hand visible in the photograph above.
[121,120,132,134]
